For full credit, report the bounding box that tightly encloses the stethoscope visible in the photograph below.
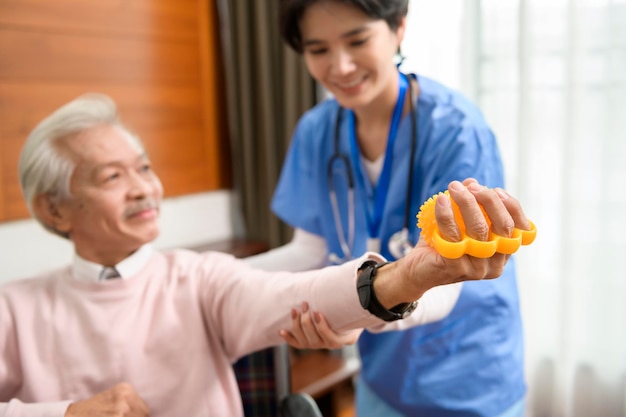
[328,72,418,264]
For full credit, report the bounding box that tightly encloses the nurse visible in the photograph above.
[246,1,526,416]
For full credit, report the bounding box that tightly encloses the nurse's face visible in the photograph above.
[299,1,405,111]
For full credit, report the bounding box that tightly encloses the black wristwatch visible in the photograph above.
[356,260,418,322]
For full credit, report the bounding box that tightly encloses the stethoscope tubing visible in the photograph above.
[328,108,356,261]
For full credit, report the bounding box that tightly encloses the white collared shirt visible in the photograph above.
[71,245,153,282]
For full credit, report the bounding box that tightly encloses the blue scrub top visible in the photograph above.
[271,74,525,417]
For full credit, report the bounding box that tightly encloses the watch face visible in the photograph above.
[398,301,419,319]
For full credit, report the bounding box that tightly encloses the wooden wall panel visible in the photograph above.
[0,29,201,83]
[0,0,230,222]
[0,0,199,40]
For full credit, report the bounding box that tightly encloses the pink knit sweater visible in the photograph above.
[0,249,381,417]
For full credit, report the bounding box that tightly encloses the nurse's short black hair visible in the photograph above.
[280,0,409,53]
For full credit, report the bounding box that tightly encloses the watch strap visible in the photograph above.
[357,260,418,322]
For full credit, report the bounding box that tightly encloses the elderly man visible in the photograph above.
[0,94,531,417]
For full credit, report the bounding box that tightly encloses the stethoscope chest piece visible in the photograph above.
[388,228,414,259]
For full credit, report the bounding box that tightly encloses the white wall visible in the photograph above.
[400,0,469,94]
[0,190,238,284]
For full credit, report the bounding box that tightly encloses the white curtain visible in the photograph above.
[403,1,626,416]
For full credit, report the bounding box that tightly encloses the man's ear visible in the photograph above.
[33,194,72,234]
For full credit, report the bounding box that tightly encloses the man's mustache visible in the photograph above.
[124,198,160,218]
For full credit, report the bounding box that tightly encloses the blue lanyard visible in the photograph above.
[347,72,408,239]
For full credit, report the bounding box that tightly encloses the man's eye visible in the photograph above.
[106,173,120,182]
[140,164,152,172]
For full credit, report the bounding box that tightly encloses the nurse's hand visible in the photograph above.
[373,179,532,309]
[280,302,362,349]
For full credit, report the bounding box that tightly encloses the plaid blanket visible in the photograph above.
[234,347,279,417]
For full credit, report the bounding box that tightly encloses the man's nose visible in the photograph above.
[127,172,152,198]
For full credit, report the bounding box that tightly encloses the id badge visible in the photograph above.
[366,237,381,253]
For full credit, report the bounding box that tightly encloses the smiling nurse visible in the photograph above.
[245,1,527,416]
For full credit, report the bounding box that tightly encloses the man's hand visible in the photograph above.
[65,383,150,417]
[375,179,532,309]
[279,302,362,349]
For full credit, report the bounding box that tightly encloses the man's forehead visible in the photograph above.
[69,126,143,159]
[92,153,149,171]
[65,126,146,177]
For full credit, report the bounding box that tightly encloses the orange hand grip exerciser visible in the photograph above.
[416,190,537,259]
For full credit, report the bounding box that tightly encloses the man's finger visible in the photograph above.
[494,188,531,230]
[434,192,462,242]
[448,181,489,241]
[467,184,514,238]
